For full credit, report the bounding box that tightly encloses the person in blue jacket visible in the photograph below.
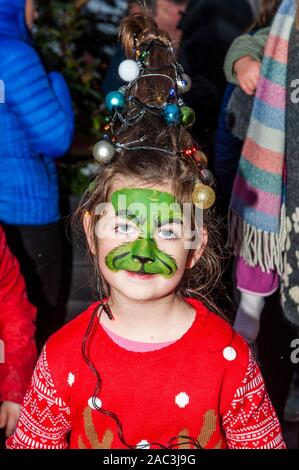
[0,0,74,345]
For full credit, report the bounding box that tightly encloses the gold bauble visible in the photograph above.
[192,183,216,209]
[194,151,208,168]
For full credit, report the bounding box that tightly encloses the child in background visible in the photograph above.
[227,0,297,344]
[7,10,285,449]
[214,0,281,217]
[213,0,282,344]
[228,0,299,421]
[0,226,36,440]
[224,0,282,95]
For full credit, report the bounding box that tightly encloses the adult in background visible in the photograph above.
[177,0,256,151]
[102,0,187,95]
[0,0,74,346]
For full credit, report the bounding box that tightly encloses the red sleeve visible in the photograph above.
[0,227,37,403]
[222,349,286,449]
[6,346,71,449]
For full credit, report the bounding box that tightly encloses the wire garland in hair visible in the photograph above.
[81,299,202,449]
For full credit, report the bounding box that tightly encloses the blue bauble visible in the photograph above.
[105,91,125,112]
[162,104,181,125]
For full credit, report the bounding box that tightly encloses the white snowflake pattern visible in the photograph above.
[67,372,75,387]
[175,392,190,408]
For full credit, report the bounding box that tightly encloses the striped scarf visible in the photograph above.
[228,0,297,274]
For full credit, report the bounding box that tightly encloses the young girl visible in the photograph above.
[7,11,285,450]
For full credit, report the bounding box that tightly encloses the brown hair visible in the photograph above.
[76,7,233,451]
[251,0,281,29]
[75,12,228,317]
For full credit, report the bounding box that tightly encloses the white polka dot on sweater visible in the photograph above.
[67,372,75,386]
[136,440,150,449]
[223,346,237,361]
[175,392,190,408]
[88,397,102,410]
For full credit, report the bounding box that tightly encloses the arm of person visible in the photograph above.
[2,42,74,158]
[221,348,285,449]
[0,227,37,405]
[224,27,270,84]
[0,227,37,436]
[6,346,71,449]
[0,402,21,438]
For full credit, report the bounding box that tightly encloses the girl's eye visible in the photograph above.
[158,229,178,240]
[115,223,136,235]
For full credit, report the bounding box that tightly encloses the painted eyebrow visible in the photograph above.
[116,209,146,225]
[157,217,183,228]
[116,210,182,227]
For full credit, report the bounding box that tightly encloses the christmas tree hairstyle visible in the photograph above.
[76,1,228,449]
[77,4,225,309]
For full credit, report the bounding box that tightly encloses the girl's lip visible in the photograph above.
[125,271,157,279]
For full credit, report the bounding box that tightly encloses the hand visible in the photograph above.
[234,56,261,95]
[0,401,21,437]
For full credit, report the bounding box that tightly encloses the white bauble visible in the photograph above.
[118,59,140,82]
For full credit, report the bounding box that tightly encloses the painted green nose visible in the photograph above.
[131,238,156,264]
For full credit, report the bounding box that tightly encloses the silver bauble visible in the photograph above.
[92,140,115,164]
[177,73,192,93]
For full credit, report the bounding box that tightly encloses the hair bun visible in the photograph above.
[119,13,172,58]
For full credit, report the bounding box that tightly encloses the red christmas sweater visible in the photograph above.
[7,298,285,449]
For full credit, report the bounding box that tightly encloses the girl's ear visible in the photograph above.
[186,228,208,269]
[83,213,96,255]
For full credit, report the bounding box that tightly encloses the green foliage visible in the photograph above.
[35,0,122,138]
[34,0,127,194]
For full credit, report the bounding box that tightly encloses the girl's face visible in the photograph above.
[85,178,206,302]
[25,0,38,30]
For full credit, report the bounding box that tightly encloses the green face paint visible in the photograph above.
[105,188,183,278]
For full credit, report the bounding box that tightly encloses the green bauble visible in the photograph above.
[180,106,196,128]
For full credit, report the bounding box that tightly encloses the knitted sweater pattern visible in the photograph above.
[7,298,285,449]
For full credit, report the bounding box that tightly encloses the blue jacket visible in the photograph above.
[0,0,74,225]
